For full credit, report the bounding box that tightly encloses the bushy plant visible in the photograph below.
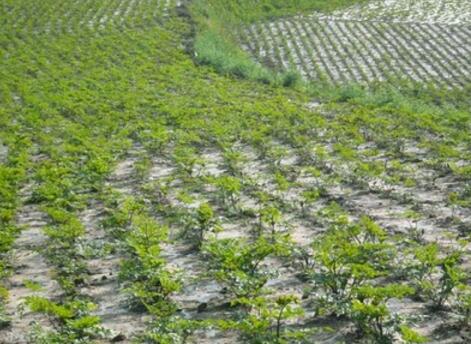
[210,175,242,209]
[119,214,181,315]
[25,297,108,343]
[259,205,282,238]
[203,236,290,299]
[236,294,305,343]
[308,216,394,313]
[349,284,415,342]
[408,244,464,309]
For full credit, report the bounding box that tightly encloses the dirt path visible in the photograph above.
[80,148,149,343]
[1,187,60,344]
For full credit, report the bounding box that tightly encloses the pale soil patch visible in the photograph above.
[80,148,149,342]
[1,203,60,344]
[324,0,471,25]
[0,143,7,164]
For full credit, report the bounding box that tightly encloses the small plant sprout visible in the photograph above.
[457,285,471,328]
[260,205,282,237]
[211,175,242,209]
[173,145,202,178]
[399,325,428,343]
[237,294,305,342]
[204,236,290,299]
[274,171,290,195]
[409,244,465,309]
[404,209,424,242]
[195,202,217,248]
[303,166,322,184]
[448,191,459,219]
[23,280,43,292]
[223,148,245,175]
[267,146,288,168]
[350,284,415,342]
[300,188,320,216]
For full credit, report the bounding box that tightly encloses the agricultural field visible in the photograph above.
[323,0,471,24]
[0,0,470,344]
[0,0,178,33]
[239,0,471,86]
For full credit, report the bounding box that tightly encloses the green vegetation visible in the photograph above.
[0,0,470,343]
[192,0,370,25]
[190,0,471,102]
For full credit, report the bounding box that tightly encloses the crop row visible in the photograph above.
[98,122,471,342]
[322,0,471,25]
[0,0,177,34]
[239,17,471,87]
[1,1,471,342]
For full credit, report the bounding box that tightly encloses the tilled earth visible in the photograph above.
[239,0,471,87]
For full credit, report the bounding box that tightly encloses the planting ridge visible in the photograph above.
[239,1,471,87]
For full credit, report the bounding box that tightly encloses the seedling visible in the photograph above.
[204,236,290,299]
[404,210,424,243]
[210,175,242,209]
[299,188,320,216]
[260,205,282,237]
[350,284,414,342]
[236,294,305,342]
[408,244,464,309]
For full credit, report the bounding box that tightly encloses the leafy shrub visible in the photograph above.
[236,294,305,343]
[25,297,107,342]
[204,236,290,299]
[308,216,394,313]
[408,244,464,308]
[210,175,242,209]
[119,214,181,315]
[350,284,414,342]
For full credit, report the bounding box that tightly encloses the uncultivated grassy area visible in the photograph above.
[0,0,470,344]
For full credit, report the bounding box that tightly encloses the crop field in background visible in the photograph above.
[239,0,471,87]
[322,0,471,24]
[0,0,470,344]
[0,0,178,33]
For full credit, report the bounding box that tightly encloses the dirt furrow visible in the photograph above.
[1,192,60,344]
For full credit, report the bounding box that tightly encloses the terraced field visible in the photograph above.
[239,0,471,86]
